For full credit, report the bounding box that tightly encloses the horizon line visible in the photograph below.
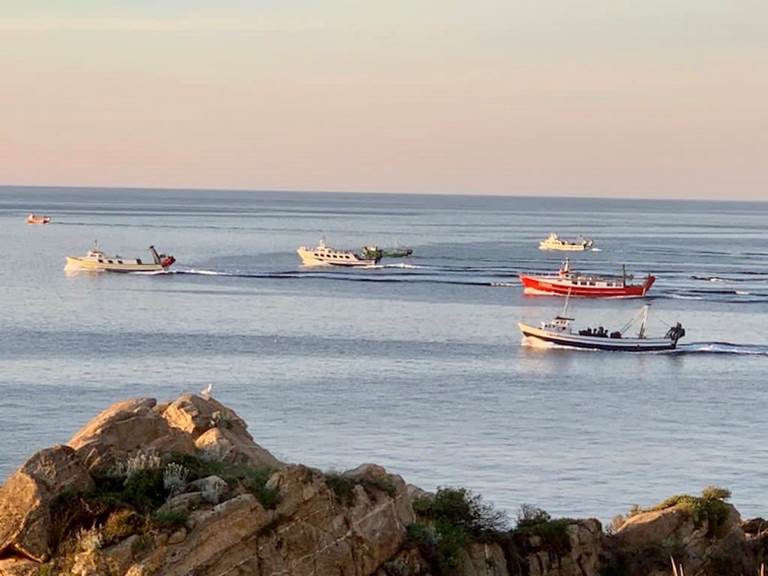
[0,183,764,204]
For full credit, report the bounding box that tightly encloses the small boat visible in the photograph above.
[362,245,413,259]
[65,243,175,273]
[26,214,51,224]
[297,238,381,267]
[519,301,685,352]
[539,233,593,251]
[520,259,655,298]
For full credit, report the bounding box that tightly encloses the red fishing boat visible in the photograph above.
[520,259,655,298]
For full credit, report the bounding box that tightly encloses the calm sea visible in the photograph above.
[1,186,767,521]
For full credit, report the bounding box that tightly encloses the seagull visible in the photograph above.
[200,383,213,399]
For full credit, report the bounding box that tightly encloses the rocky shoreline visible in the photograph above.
[0,394,766,576]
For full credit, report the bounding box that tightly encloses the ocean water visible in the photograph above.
[1,186,767,522]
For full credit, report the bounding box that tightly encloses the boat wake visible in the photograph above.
[675,342,768,356]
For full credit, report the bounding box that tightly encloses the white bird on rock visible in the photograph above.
[200,383,213,399]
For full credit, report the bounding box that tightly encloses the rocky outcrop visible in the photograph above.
[0,394,763,576]
[162,393,281,468]
[0,445,94,562]
[67,398,196,471]
[605,501,752,576]
[511,519,602,576]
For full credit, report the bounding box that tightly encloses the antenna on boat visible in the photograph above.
[638,304,649,339]
[561,287,572,317]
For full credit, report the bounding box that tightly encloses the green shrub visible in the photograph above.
[633,486,732,535]
[102,508,144,545]
[324,472,357,506]
[131,533,152,557]
[515,504,551,529]
[324,471,398,506]
[169,454,279,509]
[409,488,508,575]
[91,468,168,513]
[406,521,465,575]
[701,486,731,501]
[151,509,189,530]
[414,487,508,537]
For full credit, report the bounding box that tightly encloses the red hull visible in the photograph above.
[520,274,655,298]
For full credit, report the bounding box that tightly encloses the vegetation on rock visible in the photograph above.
[407,487,509,574]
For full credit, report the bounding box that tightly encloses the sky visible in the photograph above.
[0,1,766,200]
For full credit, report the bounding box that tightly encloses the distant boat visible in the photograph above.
[363,245,413,259]
[65,243,175,273]
[297,238,380,267]
[520,259,655,298]
[539,233,593,251]
[519,300,685,352]
[26,214,51,224]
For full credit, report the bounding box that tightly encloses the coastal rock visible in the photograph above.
[163,393,282,468]
[0,445,94,562]
[512,519,602,576]
[67,397,195,471]
[608,502,751,576]
[188,475,229,504]
[195,425,280,468]
[461,542,508,576]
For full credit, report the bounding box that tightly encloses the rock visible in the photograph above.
[163,393,282,468]
[188,475,229,504]
[743,517,768,535]
[0,558,40,576]
[167,528,187,545]
[0,445,94,562]
[607,502,752,576]
[67,397,195,471]
[195,426,280,469]
[512,518,602,576]
[461,542,508,576]
[162,394,240,438]
[158,492,204,515]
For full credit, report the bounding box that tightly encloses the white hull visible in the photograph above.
[297,246,378,267]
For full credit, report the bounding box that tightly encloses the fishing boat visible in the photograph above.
[520,259,655,298]
[518,299,685,352]
[65,243,176,272]
[26,214,51,224]
[362,245,413,259]
[297,238,381,267]
[539,233,593,251]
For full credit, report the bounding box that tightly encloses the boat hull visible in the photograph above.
[518,322,677,351]
[65,256,167,273]
[538,243,588,251]
[296,248,377,267]
[520,274,654,298]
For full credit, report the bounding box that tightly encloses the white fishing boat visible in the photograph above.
[65,243,175,273]
[297,238,381,267]
[518,298,685,352]
[539,233,593,251]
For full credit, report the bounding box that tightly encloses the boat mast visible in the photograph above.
[638,305,649,339]
[561,287,572,317]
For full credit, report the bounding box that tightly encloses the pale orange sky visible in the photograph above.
[1,2,766,199]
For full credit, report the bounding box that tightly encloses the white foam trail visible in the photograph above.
[384,263,424,269]
[677,342,768,356]
[736,290,750,295]
[180,268,234,276]
[666,294,703,300]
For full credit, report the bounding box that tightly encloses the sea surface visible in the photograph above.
[1,187,767,522]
